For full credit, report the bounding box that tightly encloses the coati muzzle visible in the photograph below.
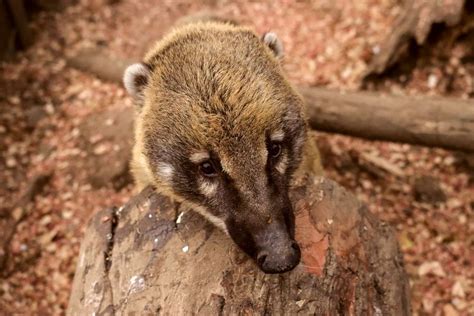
[254,223,301,274]
[226,204,301,274]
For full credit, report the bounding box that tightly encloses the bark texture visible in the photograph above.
[67,175,410,315]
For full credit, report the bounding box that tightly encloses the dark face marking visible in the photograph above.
[145,118,305,274]
[223,176,301,274]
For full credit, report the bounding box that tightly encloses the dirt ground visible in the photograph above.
[0,0,473,315]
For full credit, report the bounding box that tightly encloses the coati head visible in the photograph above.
[124,22,307,274]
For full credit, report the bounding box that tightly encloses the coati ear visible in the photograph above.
[262,32,284,59]
[123,63,151,104]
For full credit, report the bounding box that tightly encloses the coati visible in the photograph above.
[123,21,323,274]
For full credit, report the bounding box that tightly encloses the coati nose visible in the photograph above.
[256,240,301,274]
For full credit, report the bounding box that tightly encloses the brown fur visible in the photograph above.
[132,22,322,192]
[127,21,323,273]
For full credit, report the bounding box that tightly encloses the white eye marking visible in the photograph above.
[270,130,285,142]
[199,180,218,197]
[275,154,288,174]
[157,163,174,182]
[190,151,210,164]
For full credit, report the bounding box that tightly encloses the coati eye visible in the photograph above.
[268,142,282,159]
[199,161,218,177]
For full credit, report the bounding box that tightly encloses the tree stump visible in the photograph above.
[67,175,411,315]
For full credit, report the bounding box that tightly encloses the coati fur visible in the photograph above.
[123,20,323,274]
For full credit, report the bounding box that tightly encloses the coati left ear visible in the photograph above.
[123,63,151,104]
[262,32,284,59]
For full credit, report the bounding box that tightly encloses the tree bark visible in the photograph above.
[67,175,411,315]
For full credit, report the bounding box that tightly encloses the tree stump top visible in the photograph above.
[67,176,410,315]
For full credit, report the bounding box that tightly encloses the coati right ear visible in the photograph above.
[123,63,151,104]
[262,32,284,59]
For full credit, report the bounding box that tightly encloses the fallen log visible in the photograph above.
[300,87,474,153]
[67,50,474,153]
[67,175,410,315]
[67,49,135,84]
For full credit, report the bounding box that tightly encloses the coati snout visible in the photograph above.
[123,22,316,273]
[227,205,301,273]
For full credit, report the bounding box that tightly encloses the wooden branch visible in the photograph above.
[300,87,474,152]
[67,49,135,83]
[66,50,474,153]
[67,176,410,315]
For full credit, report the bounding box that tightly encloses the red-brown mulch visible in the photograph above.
[0,0,472,314]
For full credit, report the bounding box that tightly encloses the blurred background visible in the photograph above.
[0,0,473,314]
